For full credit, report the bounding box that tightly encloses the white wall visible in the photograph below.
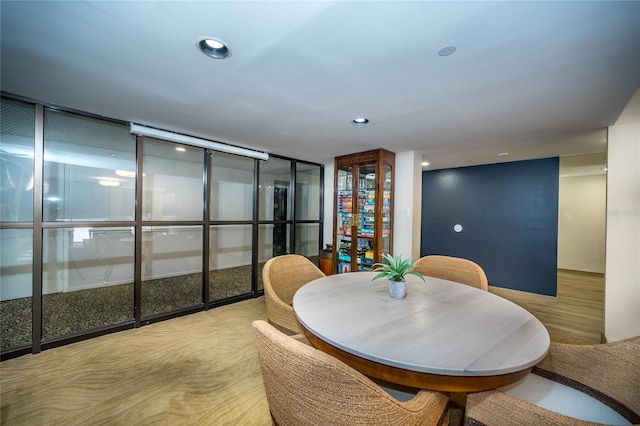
[558,173,606,273]
[605,87,640,341]
[393,151,422,260]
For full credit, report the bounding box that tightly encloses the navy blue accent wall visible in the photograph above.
[421,158,559,296]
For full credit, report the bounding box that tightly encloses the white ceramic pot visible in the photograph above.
[388,279,406,299]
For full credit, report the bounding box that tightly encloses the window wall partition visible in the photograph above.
[258,157,292,291]
[0,95,323,359]
[41,110,136,341]
[1,98,34,351]
[295,162,322,258]
[209,152,255,301]
[141,139,204,318]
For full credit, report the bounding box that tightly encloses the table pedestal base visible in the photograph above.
[449,392,467,426]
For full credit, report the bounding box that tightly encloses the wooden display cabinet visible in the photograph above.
[332,149,394,274]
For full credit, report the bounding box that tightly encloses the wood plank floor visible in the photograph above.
[0,270,603,425]
[490,269,604,344]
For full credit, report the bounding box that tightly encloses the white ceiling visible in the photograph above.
[2,1,639,170]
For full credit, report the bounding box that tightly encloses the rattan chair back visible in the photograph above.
[536,336,640,423]
[252,320,448,426]
[466,336,640,425]
[414,255,488,291]
[262,254,325,334]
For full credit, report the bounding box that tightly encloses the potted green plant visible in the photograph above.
[372,253,424,299]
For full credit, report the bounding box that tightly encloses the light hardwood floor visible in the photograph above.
[491,269,604,344]
[0,270,603,425]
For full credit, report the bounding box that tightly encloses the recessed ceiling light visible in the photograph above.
[497,152,510,157]
[204,39,224,49]
[351,118,369,125]
[197,37,231,59]
[421,161,430,167]
[175,146,186,152]
[438,45,457,57]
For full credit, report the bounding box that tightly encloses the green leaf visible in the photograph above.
[371,253,424,282]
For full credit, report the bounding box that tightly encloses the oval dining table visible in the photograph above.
[292,271,550,426]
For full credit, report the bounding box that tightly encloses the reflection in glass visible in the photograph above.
[43,109,135,221]
[336,167,353,273]
[42,227,134,339]
[1,229,33,348]
[259,157,291,221]
[356,164,376,271]
[257,223,290,291]
[295,163,321,220]
[382,164,392,256]
[1,98,35,222]
[295,223,320,266]
[141,226,203,317]
[209,225,252,301]
[210,152,254,221]
[143,139,204,221]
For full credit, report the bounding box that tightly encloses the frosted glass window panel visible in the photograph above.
[141,226,203,317]
[43,109,135,221]
[1,98,35,222]
[259,157,291,221]
[0,229,32,300]
[41,227,134,339]
[0,229,33,349]
[140,226,203,280]
[210,152,254,221]
[209,225,252,301]
[295,163,321,220]
[295,223,320,259]
[42,227,134,293]
[143,139,204,221]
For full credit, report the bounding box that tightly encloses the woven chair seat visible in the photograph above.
[466,336,640,425]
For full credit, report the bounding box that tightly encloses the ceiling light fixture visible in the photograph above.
[130,123,269,160]
[421,161,430,167]
[497,152,510,157]
[438,45,457,57]
[175,146,186,152]
[351,118,369,126]
[197,37,231,59]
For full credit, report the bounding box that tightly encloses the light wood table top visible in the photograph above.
[293,272,550,388]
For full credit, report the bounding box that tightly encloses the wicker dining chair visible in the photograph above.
[413,255,488,292]
[465,336,640,425]
[262,254,325,335]
[252,320,449,426]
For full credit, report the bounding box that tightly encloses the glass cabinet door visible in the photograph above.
[336,167,353,273]
[381,164,392,256]
[356,164,376,271]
